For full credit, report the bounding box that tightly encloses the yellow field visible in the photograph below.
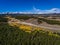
[8,22,45,33]
[8,22,60,37]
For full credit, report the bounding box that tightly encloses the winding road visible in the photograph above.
[8,18,60,32]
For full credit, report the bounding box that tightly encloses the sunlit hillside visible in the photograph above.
[0,15,60,45]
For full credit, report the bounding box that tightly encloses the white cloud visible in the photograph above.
[33,8,60,14]
[33,6,40,12]
[5,7,60,14]
[1,7,60,14]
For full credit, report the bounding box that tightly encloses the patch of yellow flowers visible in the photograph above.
[8,22,60,37]
[8,22,44,33]
[19,24,32,33]
[48,31,60,37]
[9,22,17,26]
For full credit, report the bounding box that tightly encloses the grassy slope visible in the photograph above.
[38,18,60,25]
[0,23,60,45]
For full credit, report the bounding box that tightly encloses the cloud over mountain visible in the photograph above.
[19,7,60,14]
[1,8,60,14]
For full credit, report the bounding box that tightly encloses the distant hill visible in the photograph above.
[0,13,60,16]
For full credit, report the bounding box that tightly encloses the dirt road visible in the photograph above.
[8,18,60,32]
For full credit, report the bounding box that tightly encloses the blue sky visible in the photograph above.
[0,0,60,13]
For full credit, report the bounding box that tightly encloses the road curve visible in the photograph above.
[18,21,60,30]
[8,18,60,31]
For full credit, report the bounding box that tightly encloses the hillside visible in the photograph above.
[0,15,60,45]
[0,23,60,45]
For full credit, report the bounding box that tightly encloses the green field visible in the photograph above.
[0,16,60,45]
[38,18,60,25]
[0,23,60,45]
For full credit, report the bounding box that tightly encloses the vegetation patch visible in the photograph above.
[14,15,33,20]
[38,18,60,25]
[0,23,60,45]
